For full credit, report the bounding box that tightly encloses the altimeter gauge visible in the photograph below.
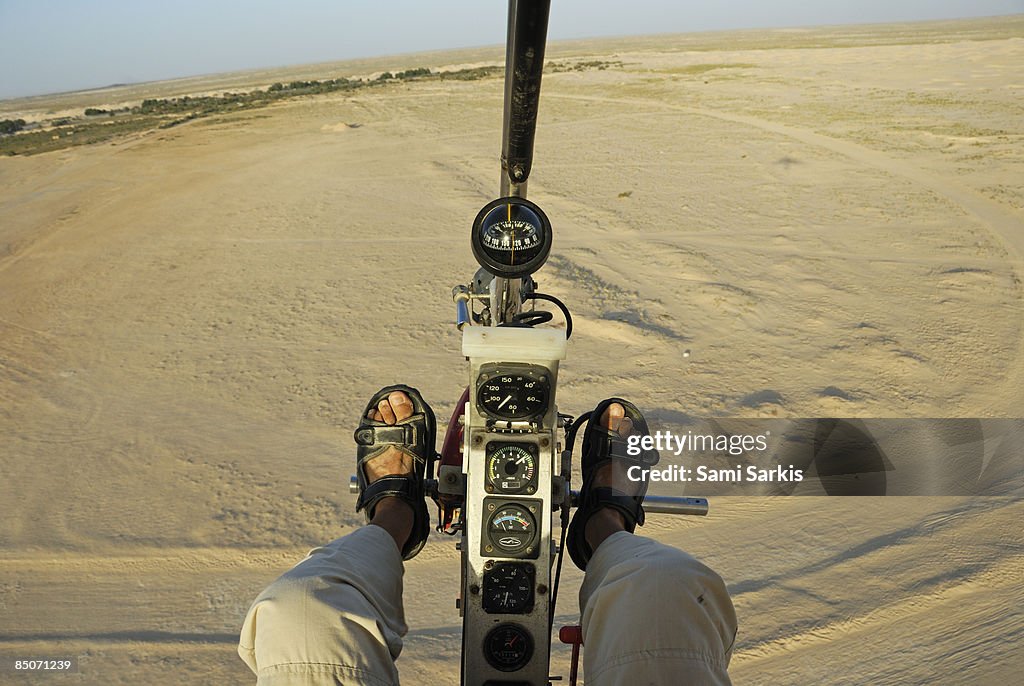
[482,562,535,614]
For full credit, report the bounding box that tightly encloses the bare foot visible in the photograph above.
[584,402,640,551]
[364,390,416,551]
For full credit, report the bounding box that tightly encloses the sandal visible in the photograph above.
[353,384,436,560]
[566,397,659,571]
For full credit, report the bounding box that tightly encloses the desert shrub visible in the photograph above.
[0,118,27,134]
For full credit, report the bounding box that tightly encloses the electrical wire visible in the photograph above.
[525,292,573,339]
[548,410,592,631]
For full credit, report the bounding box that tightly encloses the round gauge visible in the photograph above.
[487,505,537,555]
[486,444,537,494]
[484,623,534,672]
[477,370,549,421]
[483,563,535,614]
[471,197,552,279]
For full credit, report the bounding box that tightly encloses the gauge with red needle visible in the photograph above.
[484,623,533,671]
[487,505,537,555]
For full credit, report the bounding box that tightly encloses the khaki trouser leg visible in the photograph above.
[579,531,738,686]
[238,525,406,686]
[239,528,736,685]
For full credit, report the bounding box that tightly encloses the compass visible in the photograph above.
[471,197,552,279]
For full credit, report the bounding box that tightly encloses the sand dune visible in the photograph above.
[1,16,1022,685]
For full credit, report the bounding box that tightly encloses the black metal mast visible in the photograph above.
[500,0,551,198]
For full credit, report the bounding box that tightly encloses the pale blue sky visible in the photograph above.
[1,0,1021,99]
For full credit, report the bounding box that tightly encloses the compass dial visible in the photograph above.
[471,197,552,279]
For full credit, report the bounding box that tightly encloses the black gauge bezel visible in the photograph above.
[482,498,540,560]
[475,363,551,422]
[471,196,553,279]
[483,623,534,672]
[482,562,536,614]
[485,442,538,495]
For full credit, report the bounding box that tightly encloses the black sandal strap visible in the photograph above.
[352,384,436,561]
[355,475,417,513]
[355,423,424,452]
[588,487,646,529]
[567,398,658,571]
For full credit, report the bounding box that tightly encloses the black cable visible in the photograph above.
[497,292,572,335]
[524,292,573,339]
[511,310,553,328]
[548,411,592,631]
[549,505,570,629]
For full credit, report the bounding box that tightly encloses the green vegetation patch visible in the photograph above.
[0,116,164,156]
[547,59,625,73]
[0,63,510,156]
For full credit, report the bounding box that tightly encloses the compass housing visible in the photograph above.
[471,196,552,279]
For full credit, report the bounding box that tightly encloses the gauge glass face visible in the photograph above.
[479,372,548,420]
[484,623,533,671]
[483,563,534,614]
[472,198,552,278]
[483,217,540,253]
[487,506,537,554]
[481,203,544,264]
[486,444,536,493]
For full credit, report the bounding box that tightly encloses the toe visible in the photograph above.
[599,402,634,438]
[389,391,415,422]
[618,416,633,438]
[601,402,626,433]
[378,397,397,424]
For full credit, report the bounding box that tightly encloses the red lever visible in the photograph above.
[559,625,583,686]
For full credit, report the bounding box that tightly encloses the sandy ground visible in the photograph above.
[2,16,1023,685]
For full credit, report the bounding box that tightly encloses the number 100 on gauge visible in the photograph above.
[475,363,551,422]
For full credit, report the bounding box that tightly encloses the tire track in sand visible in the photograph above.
[547,92,1024,411]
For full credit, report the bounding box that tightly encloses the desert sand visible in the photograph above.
[1,15,1022,685]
